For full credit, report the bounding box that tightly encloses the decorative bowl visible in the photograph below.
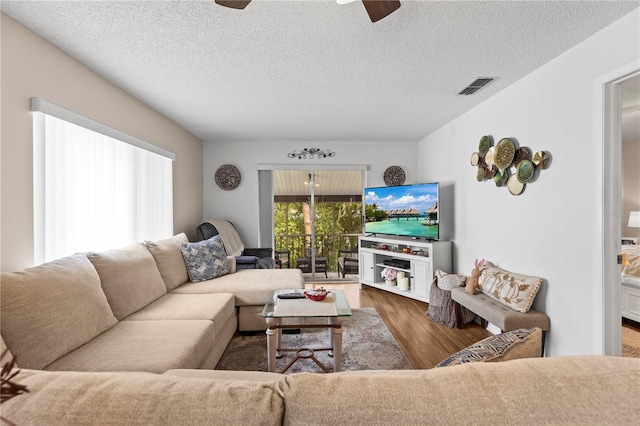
[305,289,330,301]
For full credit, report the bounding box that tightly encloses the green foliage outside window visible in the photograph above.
[274,201,362,273]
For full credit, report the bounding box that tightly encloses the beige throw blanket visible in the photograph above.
[207,219,244,257]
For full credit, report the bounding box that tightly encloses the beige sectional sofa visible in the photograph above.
[0,233,303,373]
[2,235,639,425]
[2,356,638,425]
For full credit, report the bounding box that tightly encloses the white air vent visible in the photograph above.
[458,78,496,95]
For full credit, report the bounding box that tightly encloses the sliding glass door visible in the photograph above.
[273,169,363,281]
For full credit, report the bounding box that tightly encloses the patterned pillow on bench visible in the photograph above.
[477,262,542,313]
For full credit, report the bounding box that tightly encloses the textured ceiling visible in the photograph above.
[1,1,638,142]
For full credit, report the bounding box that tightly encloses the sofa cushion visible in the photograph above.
[171,268,304,306]
[280,356,640,426]
[88,242,167,320]
[435,327,542,367]
[0,254,117,370]
[145,233,189,291]
[164,369,285,383]
[181,236,231,282]
[477,261,542,313]
[44,320,215,373]
[124,293,236,336]
[2,368,284,426]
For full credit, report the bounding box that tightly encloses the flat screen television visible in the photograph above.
[364,182,439,240]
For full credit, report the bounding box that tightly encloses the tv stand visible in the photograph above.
[358,235,452,303]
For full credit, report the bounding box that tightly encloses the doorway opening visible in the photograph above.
[601,65,639,356]
[619,73,640,357]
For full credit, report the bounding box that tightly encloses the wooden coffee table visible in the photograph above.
[261,289,352,373]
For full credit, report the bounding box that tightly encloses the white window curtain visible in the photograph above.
[32,100,174,264]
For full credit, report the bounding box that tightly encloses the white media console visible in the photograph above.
[358,235,452,303]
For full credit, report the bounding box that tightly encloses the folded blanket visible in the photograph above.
[429,280,448,308]
[427,281,475,328]
[207,219,244,257]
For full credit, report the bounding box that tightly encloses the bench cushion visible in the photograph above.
[451,287,550,331]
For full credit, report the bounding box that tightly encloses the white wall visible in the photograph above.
[1,14,204,271]
[203,141,419,246]
[417,9,640,356]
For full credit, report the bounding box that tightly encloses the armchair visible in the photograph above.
[195,220,275,269]
[338,248,359,278]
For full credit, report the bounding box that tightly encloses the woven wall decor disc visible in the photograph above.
[384,166,406,186]
[215,164,241,190]
[495,138,515,170]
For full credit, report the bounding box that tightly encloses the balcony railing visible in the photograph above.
[275,232,361,273]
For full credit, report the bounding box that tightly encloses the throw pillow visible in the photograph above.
[181,236,231,282]
[435,269,468,291]
[145,233,190,291]
[435,327,542,367]
[476,262,542,313]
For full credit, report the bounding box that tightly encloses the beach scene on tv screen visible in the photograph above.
[364,184,438,239]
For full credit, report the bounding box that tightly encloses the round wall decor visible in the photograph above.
[215,164,241,190]
[383,166,406,186]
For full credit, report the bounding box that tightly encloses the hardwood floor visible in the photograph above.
[305,282,491,369]
[622,318,640,358]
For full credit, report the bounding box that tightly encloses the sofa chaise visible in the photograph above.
[0,233,304,374]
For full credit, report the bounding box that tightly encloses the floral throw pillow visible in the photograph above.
[180,235,231,282]
[435,269,468,290]
[477,262,542,313]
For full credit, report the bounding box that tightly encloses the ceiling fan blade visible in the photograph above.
[215,0,252,10]
[361,0,401,23]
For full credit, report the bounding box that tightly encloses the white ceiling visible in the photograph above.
[273,169,363,196]
[1,1,638,142]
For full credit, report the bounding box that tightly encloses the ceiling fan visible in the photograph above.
[214,0,401,23]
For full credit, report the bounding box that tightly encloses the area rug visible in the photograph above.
[216,308,413,373]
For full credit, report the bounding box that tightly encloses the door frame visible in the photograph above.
[596,61,639,355]
[258,164,368,279]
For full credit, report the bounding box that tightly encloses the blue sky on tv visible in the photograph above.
[365,184,438,213]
